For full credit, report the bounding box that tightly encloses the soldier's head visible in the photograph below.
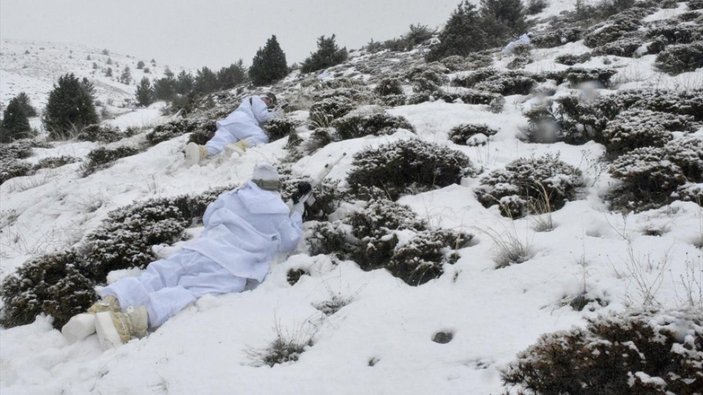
[251,163,280,191]
[261,92,277,108]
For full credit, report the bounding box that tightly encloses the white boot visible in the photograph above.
[95,306,149,349]
[185,142,208,166]
[62,313,98,343]
[61,296,121,343]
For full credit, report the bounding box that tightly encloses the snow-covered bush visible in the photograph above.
[286,268,309,286]
[689,0,703,10]
[472,72,537,96]
[453,68,537,95]
[308,96,354,125]
[436,89,504,108]
[146,118,215,146]
[502,309,703,395]
[347,139,473,200]
[81,146,140,176]
[555,53,593,66]
[449,123,498,145]
[331,106,414,140]
[452,68,501,89]
[475,154,584,218]
[0,139,35,160]
[646,22,703,50]
[405,65,447,93]
[307,199,472,285]
[0,251,96,329]
[387,229,468,285]
[0,159,32,185]
[582,8,644,48]
[608,137,703,211]
[441,51,493,71]
[675,183,703,205]
[75,124,122,143]
[526,88,700,147]
[348,199,427,239]
[593,34,644,57]
[264,118,299,141]
[506,53,532,70]
[611,89,703,120]
[306,221,352,258]
[525,0,547,14]
[35,156,79,170]
[374,78,404,96]
[531,27,583,48]
[564,68,618,87]
[655,41,703,75]
[601,109,694,155]
[664,136,703,182]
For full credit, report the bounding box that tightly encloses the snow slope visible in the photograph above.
[1,2,702,394]
[0,39,184,128]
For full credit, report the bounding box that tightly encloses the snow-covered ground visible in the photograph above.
[1,2,702,394]
[0,39,184,130]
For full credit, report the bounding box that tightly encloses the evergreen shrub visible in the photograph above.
[76,124,122,143]
[608,137,703,211]
[308,96,354,124]
[531,27,583,48]
[81,146,140,176]
[475,154,584,218]
[655,41,703,75]
[0,252,95,329]
[449,124,498,145]
[600,109,694,155]
[146,118,216,146]
[307,199,472,285]
[331,106,414,140]
[264,118,299,141]
[555,53,593,66]
[502,310,703,395]
[374,78,404,96]
[347,139,473,200]
[593,35,644,57]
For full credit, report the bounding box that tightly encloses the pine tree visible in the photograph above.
[43,73,99,139]
[300,34,348,73]
[217,60,247,89]
[15,92,37,117]
[135,77,154,107]
[193,67,219,94]
[153,76,177,101]
[479,0,527,47]
[0,96,33,143]
[136,60,145,69]
[120,66,132,85]
[175,71,194,95]
[105,67,113,77]
[426,0,488,61]
[249,35,288,86]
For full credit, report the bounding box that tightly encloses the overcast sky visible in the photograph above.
[1,0,462,70]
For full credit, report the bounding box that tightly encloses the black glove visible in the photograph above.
[292,182,312,204]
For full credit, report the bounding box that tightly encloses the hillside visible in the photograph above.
[1,1,702,394]
[0,39,182,126]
